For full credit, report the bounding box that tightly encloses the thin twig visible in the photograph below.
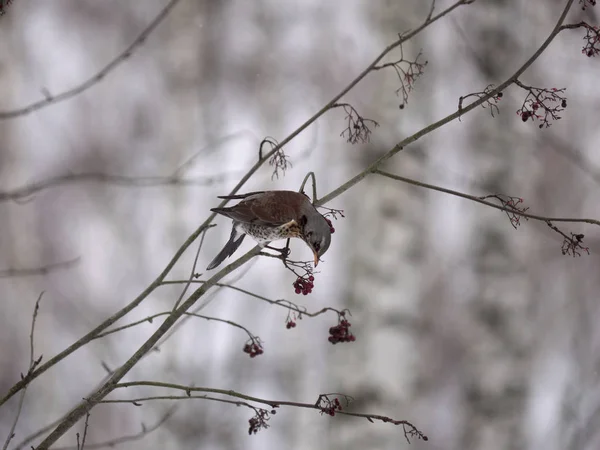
[299,172,317,203]
[0,172,239,204]
[374,170,600,226]
[109,382,427,441]
[172,224,215,311]
[75,413,90,450]
[150,263,256,353]
[94,311,257,341]
[52,407,176,450]
[426,0,437,22]
[163,280,344,318]
[12,374,115,450]
[2,292,43,450]
[0,0,183,120]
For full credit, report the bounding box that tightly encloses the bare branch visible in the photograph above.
[0,172,239,204]
[373,169,600,227]
[34,245,264,448]
[109,381,427,442]
[12,373,115,450]
[160,280,349,320]
[0,258,80,278]
[94,311,259,343]
[0,0,183,120]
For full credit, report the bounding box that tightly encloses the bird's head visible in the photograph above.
[301,214,331,267]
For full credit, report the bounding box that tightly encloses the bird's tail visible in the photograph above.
[206,225,246,270]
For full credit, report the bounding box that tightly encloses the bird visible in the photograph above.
[206,190,331,270]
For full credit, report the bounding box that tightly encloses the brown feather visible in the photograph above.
[212,191,314,227]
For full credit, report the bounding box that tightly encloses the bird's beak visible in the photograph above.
[312,248,319,267]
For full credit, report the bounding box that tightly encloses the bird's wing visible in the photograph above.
[212,191,299,227]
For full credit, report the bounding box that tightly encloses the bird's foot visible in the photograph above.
[265,245,291,259]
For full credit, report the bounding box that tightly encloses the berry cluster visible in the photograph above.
[319,397,343,417]
[243,339,264,358]
[328,318,355,344]
[293,275,314,295]
[480,194,530,229]
[248,409,273,435]
[582,24,600,57]
[561,232,590,257]
[0,0,13,16]
[336,103,380,144]
[286,320,297,329]
[517,86,567,128]
[324,218,335,234]
[580,0,596,10]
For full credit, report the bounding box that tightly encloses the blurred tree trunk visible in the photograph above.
[327,3,432,449]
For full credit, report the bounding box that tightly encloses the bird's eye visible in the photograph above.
[314,242,321,252]
[306,231,313,238]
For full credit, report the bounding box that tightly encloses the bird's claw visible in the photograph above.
[266,245,291,259]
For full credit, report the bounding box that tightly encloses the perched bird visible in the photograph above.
[206,190,331,270]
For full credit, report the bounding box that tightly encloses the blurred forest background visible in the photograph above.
[1,0,600,449]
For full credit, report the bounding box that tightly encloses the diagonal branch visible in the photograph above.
[374,170,600,226]
[34,245,263,449]
[0,222,215,409]
[0,0,183,120]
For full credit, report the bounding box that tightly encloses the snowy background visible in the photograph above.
[1,0,600,449]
